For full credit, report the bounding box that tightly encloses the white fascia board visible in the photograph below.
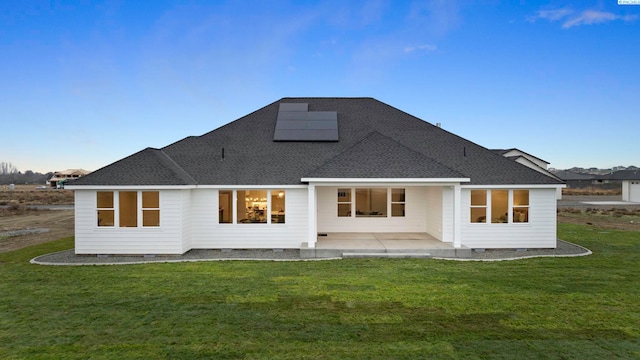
[67,184,309,190]
[196,184,308,189]
[301,177,470,185]
[462,184,566,189]
[65,185,197,190]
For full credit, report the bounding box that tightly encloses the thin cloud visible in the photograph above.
[529,7,638,28]
[529,8,573,22]
[404,44,437,54]
[563,10,637,28]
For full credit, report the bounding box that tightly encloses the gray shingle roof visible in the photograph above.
[306,131,465,179]
[602,170,640,180]
[71,97,564,186]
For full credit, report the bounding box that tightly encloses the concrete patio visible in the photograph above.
[300,233,472,259]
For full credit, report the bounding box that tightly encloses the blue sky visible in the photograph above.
[1,1,639,173]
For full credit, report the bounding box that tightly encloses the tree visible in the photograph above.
[0,162,20,184]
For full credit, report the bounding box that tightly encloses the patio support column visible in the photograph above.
[453,184,462,248]
[307,184,317,248]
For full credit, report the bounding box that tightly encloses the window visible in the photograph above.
[271,190,286,223]
[491,190,508,224]
[97,192,114,226]
[337,189,352,217]
[119,191,138,227]
[356,188,387,217]
[391,188,405,217]
[96,191,161,228]
[470,190,487,223]
[237,190,268,223]
[224,190,285,224]
[219,190,233,224]
[470,189,530,224]
[513,190,529,223]
[142,192,160,227]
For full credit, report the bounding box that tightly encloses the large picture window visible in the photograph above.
[338,188,406,218]
[229,190,286,224]
[356,188,387,217]
[238,190,268,223]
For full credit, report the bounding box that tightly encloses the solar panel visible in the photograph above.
[273,103,338,141]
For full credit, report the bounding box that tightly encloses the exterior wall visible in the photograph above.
[460,187,557,249]
[190,188,308,249]
[624,180,640,202]
[622,181,630,201]
[74,189,186,255]
[425,186,443,240]
[317,186,428,233]
[441,187,454,243]
[181,190,192,253]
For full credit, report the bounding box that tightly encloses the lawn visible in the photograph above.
[0,224,638,359]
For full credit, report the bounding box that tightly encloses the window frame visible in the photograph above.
[337,187,406,218]
[469,189,530,225]
[96,191,115,227]
[220,189,286,225]
[390,188,406,217]
[337,188,352,217]
[95,191,161,229]
[141,191,161,227]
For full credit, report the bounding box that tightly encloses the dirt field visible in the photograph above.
[0,188,638,253]
[0,209,74,253]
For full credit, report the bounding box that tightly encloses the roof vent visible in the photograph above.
[273,103,338,141]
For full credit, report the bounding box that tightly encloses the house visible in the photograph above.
[48,169,90,188]
[492,148,562,199]
[67,98,565,257]
[550,170,595,189]
[602,170,640,202]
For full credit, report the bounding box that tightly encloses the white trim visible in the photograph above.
[302,177,470,184]
[453,185,461,248]
[67,184,307,190]
[198,184,308,189]
[462,184,565,189]
[67,185,196,190]
[308,184,317,248]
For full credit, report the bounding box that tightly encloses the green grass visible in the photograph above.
[1,225,639,359]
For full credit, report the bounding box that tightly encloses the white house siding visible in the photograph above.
[622,180,640,202]
[631,181,640,202]
[460,187,557,249]
[74,189,186,255]
[190,188,309,249]
[180,190,193,253]
[425,187,443,241]
[317,186,428,233]
[441,187,454,243]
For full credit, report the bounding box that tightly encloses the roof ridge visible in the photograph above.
[306,131,466,179]
[156,149,199,185]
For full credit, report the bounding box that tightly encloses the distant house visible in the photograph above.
[551,170,595,189]
[67,98,565,256]
[602,170,640,202]
[493,148,562,198]
[48,169,90,188]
